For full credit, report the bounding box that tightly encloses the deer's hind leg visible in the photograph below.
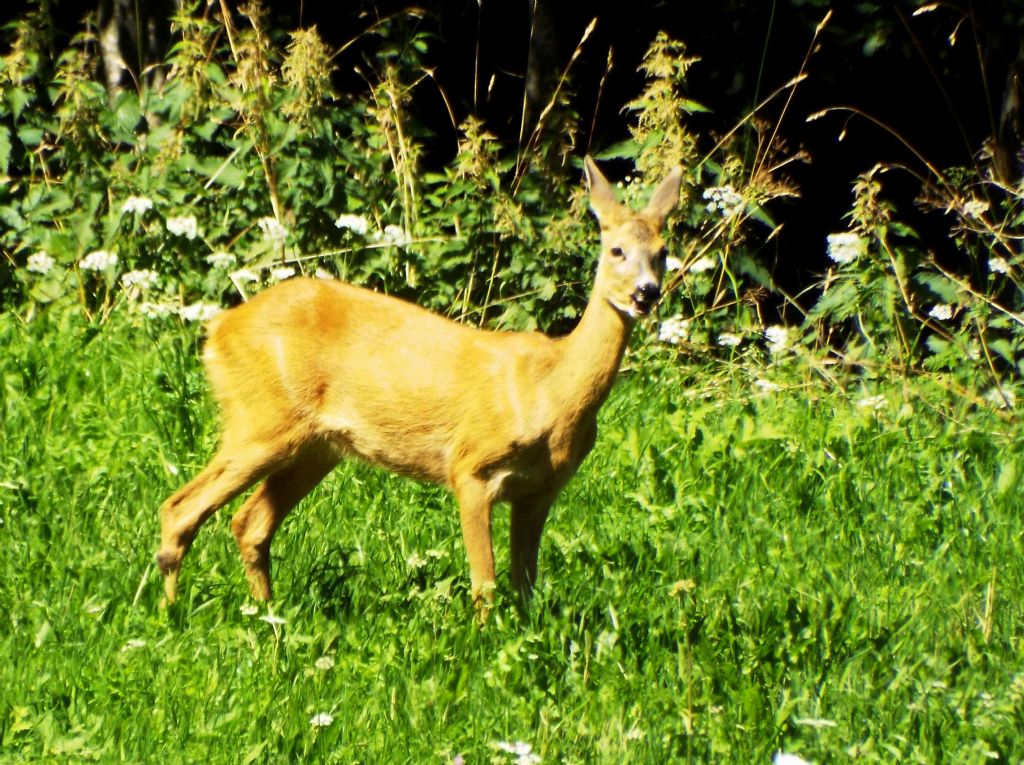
[231,448,337,601]
[157,435,298,603]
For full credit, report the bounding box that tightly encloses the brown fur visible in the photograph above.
[157,157,682,614]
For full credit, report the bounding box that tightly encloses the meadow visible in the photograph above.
[2,305,1022,764]
[4,4,1024,762]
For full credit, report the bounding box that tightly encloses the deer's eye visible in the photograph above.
[610,246,625,258]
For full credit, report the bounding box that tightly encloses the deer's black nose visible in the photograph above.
[633,283,661,304]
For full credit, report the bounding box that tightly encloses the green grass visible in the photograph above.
[1,308,1023,764]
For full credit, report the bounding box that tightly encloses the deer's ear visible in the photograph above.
[643,166,683,227]
[584,156,624,227]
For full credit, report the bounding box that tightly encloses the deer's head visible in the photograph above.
[584,157,683,319]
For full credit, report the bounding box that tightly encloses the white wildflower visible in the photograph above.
[774,753,815,765]
[26,251,55,274]
[764,325,790,353]
[177,302,221,322]
[257,216,288,245]
[407,552,428,569]
[137,301,176,319]
[928,304,954,321]
[309,712,334,728]
[754,379,781,392]
[826,232,866,265]
[79,250,118,272]
[658,315,690,345]
[989,256,1010,275]
[984,387,1016,409]
[703,185,744,217]
[229,268,260,285]
[717,332,743,347]
[120,195,154,215]
[962,198,989,219]
[269,266,296,282]
[315,268,335,280]
[314,655,335,671]
[664,255,684,272]
[121,270,159,291]
[166,215,199,240]
[495,741,541,764]
[334,213,370,236]
[856,394,886,410]
[206,251,236,270]
[380,224,409,247]
[240,603,259,616]
[688,255,716,273]
[121,638,147,652]
[259,612,287,626]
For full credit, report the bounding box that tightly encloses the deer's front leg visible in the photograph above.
[454,478,496,617]
[509,488,559,607]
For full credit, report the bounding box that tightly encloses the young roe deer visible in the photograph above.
[156,157,682,611]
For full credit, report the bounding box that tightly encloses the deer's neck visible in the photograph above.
[551,276,634,417]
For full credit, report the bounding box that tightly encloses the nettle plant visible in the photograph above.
[0,2,614,333]
[615,32,806,362]
[806,160,1024,407]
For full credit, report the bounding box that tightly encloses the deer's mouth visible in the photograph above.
[631,296,655,316]
[630,285,661,317]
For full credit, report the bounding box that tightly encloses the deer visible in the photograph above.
[156,156,682,615]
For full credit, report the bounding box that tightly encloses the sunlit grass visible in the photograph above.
[2,310,1022,763]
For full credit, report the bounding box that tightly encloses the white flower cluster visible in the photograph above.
[658,315,690,345]
[268,266,296,283]
[717,332,742,347]
[664,255,684,272]
[703,185,744,217]
[989,256,1010,275]
[826,232,866,265]
[79,250,118,272]
[206,251,236,270]
[257,216,288,245]
[314,655,335,671]
[309,712,334,728]
[495,741,541,765]
[137,302,176,319]
[177,302,221,322]
[688,256,716,274]
[774,753,815,765]
[120,196,154,215]
[335,212,410,247]
[764,325,790,353]
[230,268,260,285]
[984,387,1016,409]
[928,304,953,321]
[27,251,55,274]
[335,213,370,235]
[121,270,159,290]
[166,215,200,240]
[374,224,410,247]
[856,394,886,410]
[962,198,989,219]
